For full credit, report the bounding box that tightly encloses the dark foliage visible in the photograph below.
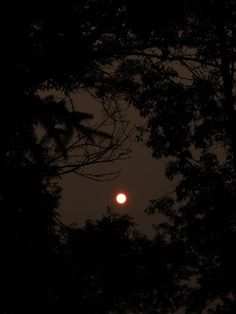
[97,0,236,312]
[1,1,130,313]
[2,0,236,313]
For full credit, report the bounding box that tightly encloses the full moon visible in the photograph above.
[116,193,127,205]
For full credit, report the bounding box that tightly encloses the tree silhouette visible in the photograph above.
[1,0,133,255]
[95,0,236,312]
[2,0,236,313]
[1,2,131,313]
[53,210,184,314]
[70,0,236,312]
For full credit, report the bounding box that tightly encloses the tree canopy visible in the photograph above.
[2,0,236,313]
[86,0,236,311]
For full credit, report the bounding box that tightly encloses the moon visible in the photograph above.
[115,193,127,205]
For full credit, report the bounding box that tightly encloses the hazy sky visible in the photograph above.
[58,92,175,237]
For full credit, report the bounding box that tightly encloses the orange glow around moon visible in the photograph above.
[116,193,127,204]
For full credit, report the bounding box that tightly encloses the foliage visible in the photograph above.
[1,2,131,312]
[2,0,236,313]
[89,0,236,312]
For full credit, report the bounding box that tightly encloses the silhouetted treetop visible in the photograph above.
[73,1,236,312]
[2,1,236,313]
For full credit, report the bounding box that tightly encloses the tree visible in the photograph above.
[3,0,236,312]
[91,0,236,312]
[54,210,183,314]
[1,0,133,255]
[1,2,132,313]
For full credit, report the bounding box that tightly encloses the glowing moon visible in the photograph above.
[116,193,127,204]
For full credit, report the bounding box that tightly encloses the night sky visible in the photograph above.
[58,92,174,236]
